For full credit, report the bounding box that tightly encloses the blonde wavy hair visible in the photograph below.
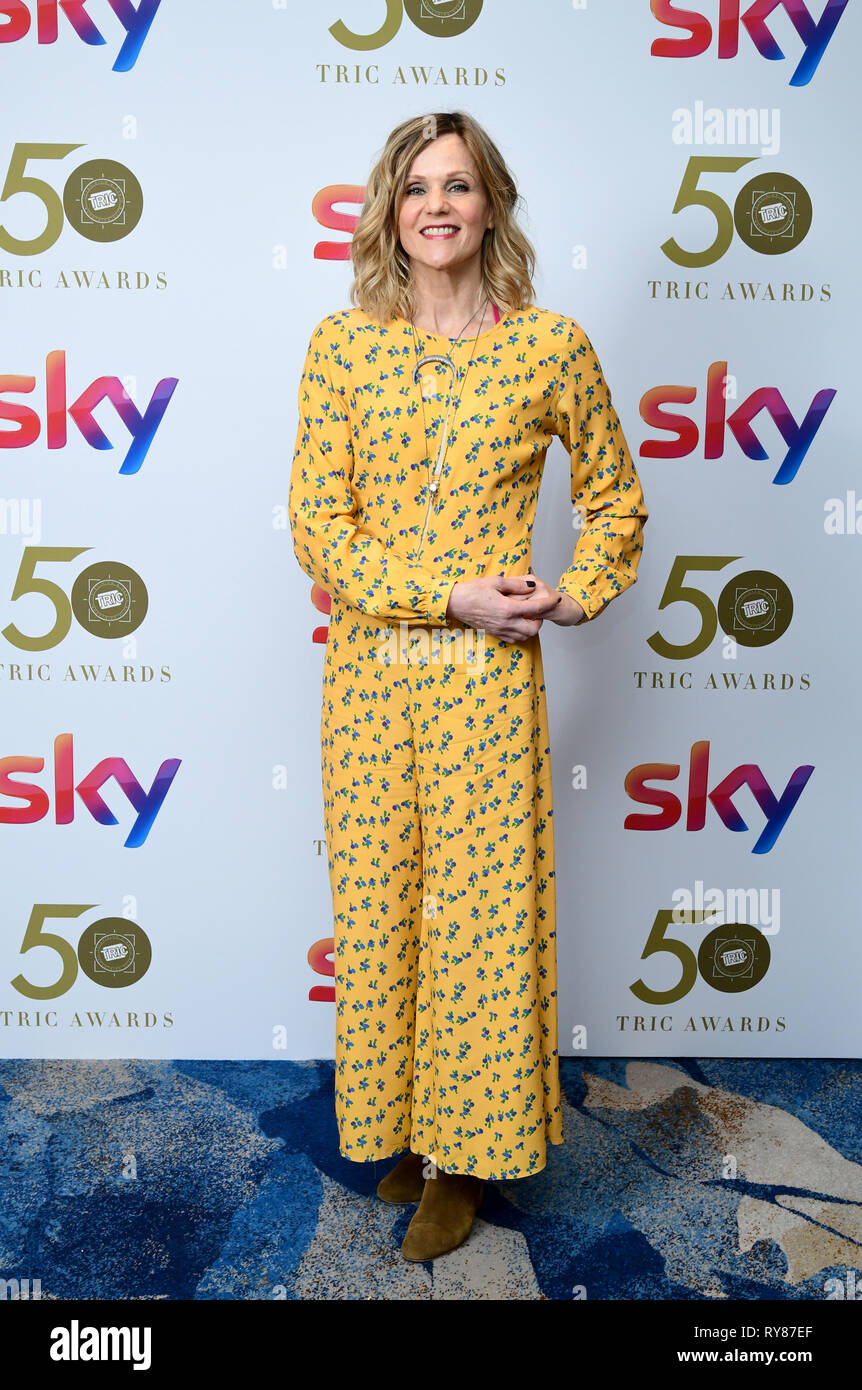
[349,111,536,325]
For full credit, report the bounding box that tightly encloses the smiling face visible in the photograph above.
[397,131,494,279]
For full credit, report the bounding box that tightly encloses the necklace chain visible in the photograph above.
[413,293,488,345]
[409,294,490,558]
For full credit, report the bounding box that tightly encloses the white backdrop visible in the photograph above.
[0,0,858,1058]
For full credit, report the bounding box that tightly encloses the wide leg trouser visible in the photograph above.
[320,597,564,1181]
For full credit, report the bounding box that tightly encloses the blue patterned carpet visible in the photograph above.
[2,1057,861,1300]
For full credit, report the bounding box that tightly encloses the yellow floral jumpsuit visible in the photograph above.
[289,304,648,1180]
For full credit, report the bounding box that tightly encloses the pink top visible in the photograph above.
[446,302,501,339]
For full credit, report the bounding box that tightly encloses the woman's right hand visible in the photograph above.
[445,575,560,643]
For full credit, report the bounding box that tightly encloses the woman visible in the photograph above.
[289,110,648,1262]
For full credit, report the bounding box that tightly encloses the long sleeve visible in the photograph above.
[288,318,457,624]
[549,321,648,622]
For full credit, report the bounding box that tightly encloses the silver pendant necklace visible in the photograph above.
[410,294,489,560]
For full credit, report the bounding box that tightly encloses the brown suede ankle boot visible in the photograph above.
[376,1149,426,1204]
[400,1167,484,1260]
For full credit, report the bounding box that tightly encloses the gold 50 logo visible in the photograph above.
[12,905,152,999]
[662,158,811,266]
[648,559,793,660]
[330,0,483,50]
[631,910,771,1004]
[0,144,143,255]
[2,550,148,651]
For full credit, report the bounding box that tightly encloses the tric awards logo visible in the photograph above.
[9,905,153,1001]
[0,145,144,255]
[629,910,772,1005]
[647,558,793,660]
[660,158,814,268]
[330,0,483,50]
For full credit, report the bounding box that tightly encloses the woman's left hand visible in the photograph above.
[549,591,585,626]
[508,572,585,627]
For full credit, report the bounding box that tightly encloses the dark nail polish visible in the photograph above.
[526,579,536,587]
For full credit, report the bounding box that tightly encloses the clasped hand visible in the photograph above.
[445,573,585,642]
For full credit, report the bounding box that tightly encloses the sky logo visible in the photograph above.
[0,351,178,475]
[0,0,162,72]
[625,740,814,854]
[650,1,850,86]
[639,361,836,485]
[0,733,180,847]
